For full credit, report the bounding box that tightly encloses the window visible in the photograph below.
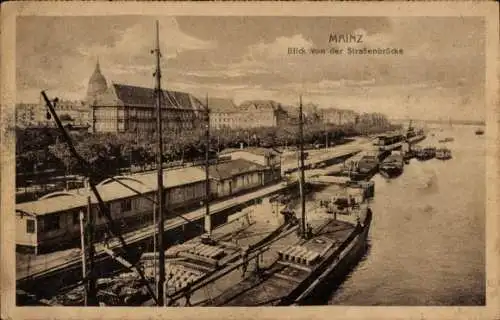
[26,219,35,234]
[98,204,110,218]
[121,199,132,212]
[42,214,60,232]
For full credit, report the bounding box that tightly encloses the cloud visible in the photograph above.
[184,67,268,79]
[17,16,217,102]
[79,17,216,64]
[246,34,313,60]
[212,34,316,83]
[16,16,485,122]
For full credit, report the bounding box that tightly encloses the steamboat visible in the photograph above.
[435,148,452,160]
[438,137,454,143]
[415,147,436,161]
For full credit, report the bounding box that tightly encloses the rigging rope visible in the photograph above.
[41,91,159,305]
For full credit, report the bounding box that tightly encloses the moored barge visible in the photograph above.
[379,153,404,178]
[204,192,373,306]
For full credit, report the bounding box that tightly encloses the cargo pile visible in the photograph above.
[278,245,321,266]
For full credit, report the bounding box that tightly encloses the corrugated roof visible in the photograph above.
[15,166,207,217]
[206,158,265,180]
[15,160,268,217]
[16,193,89,217]
[136,166,206,190]
[96,176,154,202]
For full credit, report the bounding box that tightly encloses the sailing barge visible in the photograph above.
[43,204,296,306]
[204,186,373,306]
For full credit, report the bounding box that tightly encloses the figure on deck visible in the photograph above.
[349,195,358,211]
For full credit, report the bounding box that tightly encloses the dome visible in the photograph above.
[86,60,108,99]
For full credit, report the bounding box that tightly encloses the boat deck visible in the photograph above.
[207,218,357,306]
[43,206,289,306]
[157,215,287,297]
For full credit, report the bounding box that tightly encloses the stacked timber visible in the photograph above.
[176,243,227,267]
[278,245,321,266]
[187,244,225,260]
[165,263,204,292]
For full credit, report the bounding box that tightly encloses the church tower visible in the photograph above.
[86,59,108,102]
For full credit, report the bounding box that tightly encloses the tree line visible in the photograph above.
[16,112,399,183]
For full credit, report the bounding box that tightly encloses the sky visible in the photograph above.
[16,16,486,121]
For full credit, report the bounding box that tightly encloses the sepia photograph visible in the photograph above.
[1,2,499,320]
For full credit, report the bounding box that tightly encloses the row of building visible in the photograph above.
[16,61,359,131]
[15,147,282,254]
[16,100,90,128]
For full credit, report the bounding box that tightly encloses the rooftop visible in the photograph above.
[205,158,266,180]
[219,147,281,157]
[238,100,281,112]
[16,166,207,217]
[15,159,266,217]
[92,83,203,110]
[207,97,237,113]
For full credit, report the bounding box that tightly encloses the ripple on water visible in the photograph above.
[328,127,486,306]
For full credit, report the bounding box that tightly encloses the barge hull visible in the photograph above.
[293,210,372,305]
[209,209,372,306]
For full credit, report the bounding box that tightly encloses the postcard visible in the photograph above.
[1,1,498,320]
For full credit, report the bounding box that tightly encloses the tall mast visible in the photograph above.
[298,95,306,238]
[85,195,96,305]
[154,20,166,307]
[204,94,212,235]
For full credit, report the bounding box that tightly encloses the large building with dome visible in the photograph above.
[86,61,204,133]
[86,59,108,102]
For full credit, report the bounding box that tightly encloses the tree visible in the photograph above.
[49,143,79,175]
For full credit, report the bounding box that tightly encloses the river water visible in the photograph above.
[327,125,486,306]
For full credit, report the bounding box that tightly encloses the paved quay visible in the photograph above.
[281,138,371,173]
